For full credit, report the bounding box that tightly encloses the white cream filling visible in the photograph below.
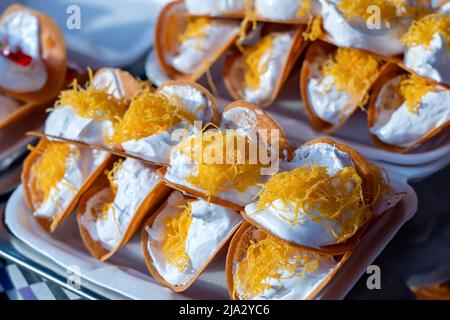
[165,143,263,207]
[120,84,214,164]
[307,74,353,126]
[146,191,242,286]
[185,0,245,16]
[0,94,21,122]
[403,32,450,86]
[234,230,337,300]
[243,32,294,104]
[320,0,410,56]
[33,146,108,220]
[44,69,124,146]
[170,20,239,74]
[0,10,47,93]
[79,158,160,251]
[370,76,450,147]
[245,142,356,248]
[255,0,321,21]
[221,106,258,138]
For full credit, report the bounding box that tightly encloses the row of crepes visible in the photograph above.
[154,0,450,153]
[22,67,403,299]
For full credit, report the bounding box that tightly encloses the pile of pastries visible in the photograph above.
[154,0,450,153]
[0,2,441,300]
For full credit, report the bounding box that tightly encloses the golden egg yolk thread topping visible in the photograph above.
[401,13,450,49]
[179,17,211,47]
[243,34,274,89]
[111,89,195,144]
[234,230,321,299]
[236,0,257,51]
[322,48,382,110]
[255,164,371,243]
[176,130,262,197]
[99,159,124,221]
[29,142,72,203]
[56,69,128,133]
[338,0,410,28]
[296,0,323,41]
[162,201,193,272]
[399,73,436,113]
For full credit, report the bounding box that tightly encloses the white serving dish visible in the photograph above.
[5,172,417,299]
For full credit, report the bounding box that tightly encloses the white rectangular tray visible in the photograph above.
[5,174,417,299]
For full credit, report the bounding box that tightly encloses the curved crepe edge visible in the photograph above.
[223,100,291,160]
[141,191,242,292]
[21,137,112,232]
[95,67,143,101]
[367,63,450,153]
[225,222,352,300]
[240,137,388,255]
[0,4,67,104]
[224,25,307,108]
[155,0,240,81]
[156,80,221,126]
[77,157,171,261]
[300,40,387,133]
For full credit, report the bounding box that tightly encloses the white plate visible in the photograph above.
[145,49,450,177]
[5,175,417,300]
[2,0,172,68]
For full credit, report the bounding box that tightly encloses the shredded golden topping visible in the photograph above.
[399,74,436,113]
[401,13,450,49]
[322,48,382,109]
[256,164,371,243]
[111,89,195,144]
[56,71,128,132]
[338,0,409,28]
[243,34,274,89]
[162,201,193,272]
[175,130,262,197]
[100,159,123,219]
[234,230,321,299]
[30,142,72,202]
[237,0,257,50]
[303,16,323,41]
[179,17,211,44]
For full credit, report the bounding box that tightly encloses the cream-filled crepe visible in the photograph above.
[44,68,140,147]
[110,81,219,165]
[369,68,450,152]
[0,4,66,103]
[161,102,289,210]
[226,223,347,300]
[401,13,450,87]
[301,41,383,131]
[242,138,389,252]
[319,0,414,56]
[142,191,243,291]
[224,26,306,106]
[186,0,320,24]
[185,0,246,17]
[78,157,170,261]
[22,138,109,232]
[155,0,240,80]
[254,0,321,23]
